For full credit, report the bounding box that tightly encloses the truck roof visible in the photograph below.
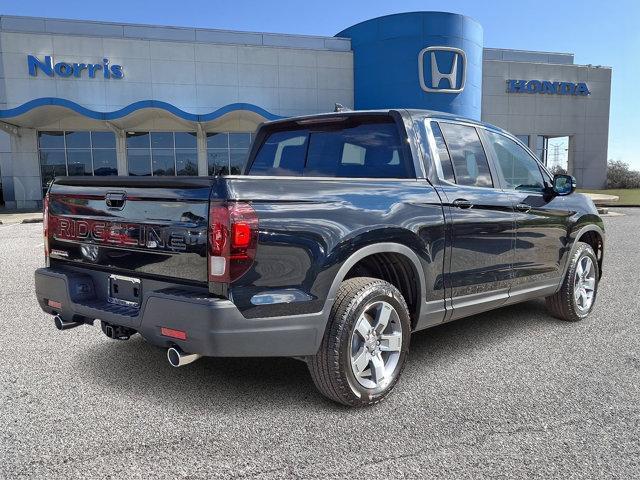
[262,108,515,139]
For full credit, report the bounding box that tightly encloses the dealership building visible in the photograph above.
[0,12,611,209]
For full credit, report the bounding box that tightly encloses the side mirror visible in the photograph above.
[552,174,576,196]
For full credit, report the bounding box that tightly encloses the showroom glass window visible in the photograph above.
[207,132,253,175]
[126,132,198,176]
[38,131,117,194]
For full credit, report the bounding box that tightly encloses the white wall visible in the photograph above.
[0,31,354,116]
[481,59,611,189]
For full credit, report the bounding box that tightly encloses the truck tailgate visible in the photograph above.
[46,176,213,284]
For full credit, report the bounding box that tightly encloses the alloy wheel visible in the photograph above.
[349,300,403,390]
[574,256,596,313]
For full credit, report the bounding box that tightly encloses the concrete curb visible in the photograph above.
[21,218,43,224]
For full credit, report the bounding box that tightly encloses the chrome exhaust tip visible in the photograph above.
[54,315,83,331]
[167,346,202,367]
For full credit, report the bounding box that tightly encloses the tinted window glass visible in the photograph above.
[206,132,254,175]
[175,132,197,148]
[208,149,230,175]
[304,121,411,178]
[152,149,175,176]
[486,131,545,192]
[230,150,248,175]
[151,132,174,148]
[430,122,455,183]
[176,149,198,176]
[128,149,151,176]
[229,133,251,149]
[38,132,65,149]
[249,130,308,176]
[38,131,117,193]
[91,131,116,149]
[93,150,118,176]
[64,131,90,149]
[207,133,228,149]
[439,123,493,188]
[66,150,92,176]
[39,151,67,185]
[126,132,149,149]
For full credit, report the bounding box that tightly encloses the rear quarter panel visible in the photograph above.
[223,177,446,319]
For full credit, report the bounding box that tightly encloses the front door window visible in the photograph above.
[485,131,546,192]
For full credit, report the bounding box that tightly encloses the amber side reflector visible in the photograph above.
[160,327,187,340]
[47,300,62,309]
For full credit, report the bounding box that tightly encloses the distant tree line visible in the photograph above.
[607,160,640,189]
[549,164,568,176]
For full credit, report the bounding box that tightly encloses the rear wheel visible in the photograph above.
[308,277,411,407]
[546,242,599,322]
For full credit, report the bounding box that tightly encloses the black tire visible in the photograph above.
[308,277,411,407]
[546,242,599,322]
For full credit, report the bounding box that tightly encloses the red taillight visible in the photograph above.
[208,202,258,283]
[43,193,50,263]
[232,223,251,249]
[160,327,187,340]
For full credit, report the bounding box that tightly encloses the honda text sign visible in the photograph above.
[418,46,467,94]
[506,79,590,96]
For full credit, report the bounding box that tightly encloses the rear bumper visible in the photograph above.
[34,266,326,357]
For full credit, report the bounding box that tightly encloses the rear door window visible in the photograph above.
[439,123,493,188]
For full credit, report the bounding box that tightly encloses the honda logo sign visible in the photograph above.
[418,46,466,94]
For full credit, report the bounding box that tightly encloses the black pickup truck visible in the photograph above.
[35,109,604,406]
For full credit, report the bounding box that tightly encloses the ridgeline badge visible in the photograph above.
[506,79,590,96]
[27,55,123,79]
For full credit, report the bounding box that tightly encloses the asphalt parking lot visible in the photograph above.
[2,210,639,479]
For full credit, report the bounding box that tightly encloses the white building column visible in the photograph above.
[196,124,208,176]
[0,129,16,208]
[105,122,127,176]
[9,128,41,209]
[116,133,127,176]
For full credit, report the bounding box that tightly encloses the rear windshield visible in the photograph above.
[248,117,414,178]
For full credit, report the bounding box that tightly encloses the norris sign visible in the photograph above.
[27,55,123,79]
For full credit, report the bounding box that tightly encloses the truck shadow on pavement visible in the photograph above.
[77,298,568,410]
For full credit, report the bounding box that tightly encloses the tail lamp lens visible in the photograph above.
[208,202,258,283]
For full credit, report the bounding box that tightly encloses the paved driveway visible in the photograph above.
[2,210,638,479]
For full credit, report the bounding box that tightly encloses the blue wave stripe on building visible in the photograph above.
[0,98,284,122]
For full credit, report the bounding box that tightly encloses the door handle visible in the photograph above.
[452,198,473,209]
[515,203,532,213]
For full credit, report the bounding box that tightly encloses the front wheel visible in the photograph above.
[546,242,599,322]
[308,277,411,407]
